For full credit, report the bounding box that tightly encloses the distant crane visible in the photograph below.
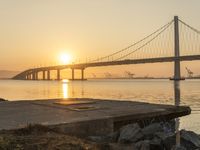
[104,72,112,78]
[124,71,135,78]
[91,73,96,78]
[185,67,193,78]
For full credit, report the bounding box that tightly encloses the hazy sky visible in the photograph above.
[0,0,200,77]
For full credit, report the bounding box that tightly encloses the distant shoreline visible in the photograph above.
[1,77,200,80]
[0,78,11,80]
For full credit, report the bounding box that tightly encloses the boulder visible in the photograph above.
[171,145,187,150]
[107,131,120,142]
[161,120,175,134]
[88,131,119,143]
[88,135,111,143]
[180,130,200,149]
[109,143,136,150]
[155,131,173,141]
[142,123,163,139]
[149,137,164,150]
[162,133,176,150]
[88,136,105,142]
[135,140,150,150]
[157,130,200,150]
[118,123,144,143]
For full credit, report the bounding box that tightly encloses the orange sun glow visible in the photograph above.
[59,53,72,64]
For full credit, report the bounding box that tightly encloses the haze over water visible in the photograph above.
[0,79,199,133]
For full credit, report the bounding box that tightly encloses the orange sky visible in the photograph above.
[0,0,200,77]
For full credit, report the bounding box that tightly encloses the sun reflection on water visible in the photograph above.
[62,79,69,98]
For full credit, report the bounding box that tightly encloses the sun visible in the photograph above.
[59,53,72,64]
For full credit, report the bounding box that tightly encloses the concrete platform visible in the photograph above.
[0,98,191,136]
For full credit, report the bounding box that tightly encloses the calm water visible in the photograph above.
[0,79,200,133]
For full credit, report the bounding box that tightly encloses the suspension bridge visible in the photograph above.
[13,16,200,80]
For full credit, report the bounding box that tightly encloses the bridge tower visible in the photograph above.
[173,16,181,80]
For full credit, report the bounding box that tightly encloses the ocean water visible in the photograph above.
[0,79,200,133]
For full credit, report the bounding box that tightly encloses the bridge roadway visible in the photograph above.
[13,54,200,80]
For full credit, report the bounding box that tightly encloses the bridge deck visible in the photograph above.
[0,98,191,136]
[13,55,200,79]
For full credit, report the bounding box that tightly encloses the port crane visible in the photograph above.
[124,71,135,78]
[185,67,193,78]
[91,73,96,78]
[104,72,112,78]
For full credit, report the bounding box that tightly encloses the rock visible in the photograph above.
[88,131,119,143]
[171,145,187,150]
[109,143,136,150]
[0,98,6,102]
[88,136,104,142]
[149,137,164,150]
[95,143,110,150]
[135,140,150,150]
[155,131,174,141]
[118,123,144,143]
[90,122,200,150]
[88,135,111,143]
[107,131,120,142]
[181,130,200,149]
[157,130,200,150]
[162,133,176,150]
[161,133,188,150]
[161,120,175,134]
[142,123,163,139]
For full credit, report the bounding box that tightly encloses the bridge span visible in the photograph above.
[12,16,200,80]
[13,55,200,80]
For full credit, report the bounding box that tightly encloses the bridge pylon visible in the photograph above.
[172,16,184,80]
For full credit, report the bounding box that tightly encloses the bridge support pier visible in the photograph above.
[42,71,46,80]
[32,71,38,80]
[57,69,60,80]
[70,68,85,80]
[26,74,30,80]
[30,74,32,80]
[35,72,38,80]
[71,69,74,80]
[32,72,36,80]
[47,70,50,80]
[81,68,85,80]
[29,74,31,80]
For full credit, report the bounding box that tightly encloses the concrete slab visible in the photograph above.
[0,98,191,136]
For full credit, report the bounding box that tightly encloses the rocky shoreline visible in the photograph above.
[88,121,200,150]
[0,121,199,150]
[0,99,198,149]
